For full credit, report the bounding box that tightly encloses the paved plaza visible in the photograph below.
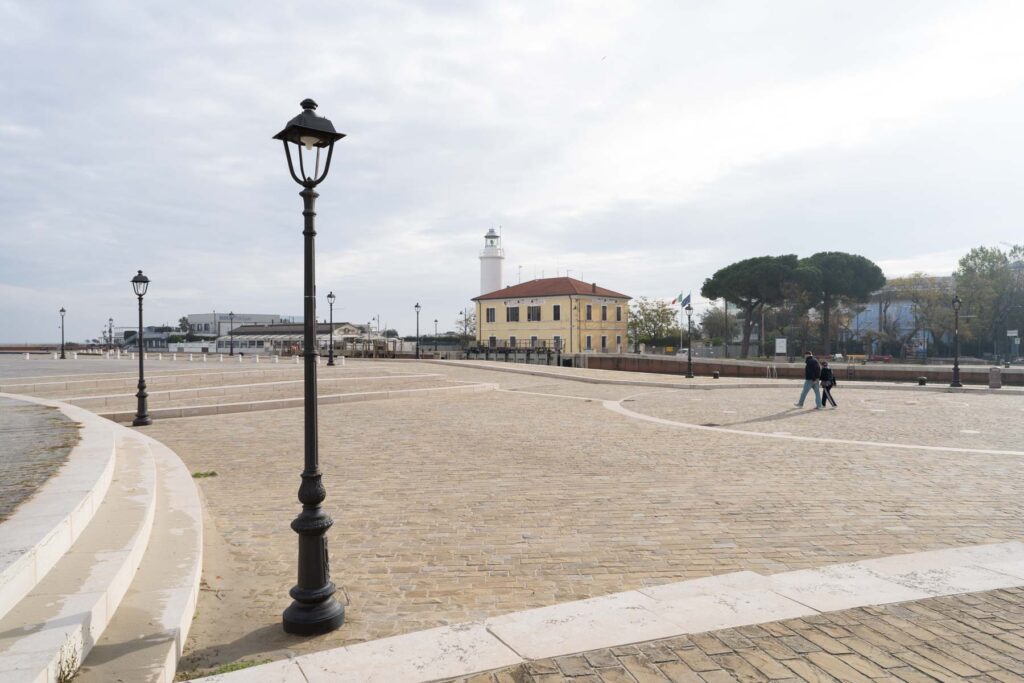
[2,356,1023,680]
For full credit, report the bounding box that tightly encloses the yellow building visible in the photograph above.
[473,277,630,353]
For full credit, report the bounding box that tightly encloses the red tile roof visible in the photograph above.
[473,277,631,301]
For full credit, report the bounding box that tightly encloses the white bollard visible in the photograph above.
[341,356,346,366]
[131,353,136,360]
[219,355,224,363]
[274,355,279,363]
[295,355,300,364]
[238,355,243,363]
[255,355,260,364]
[116,350,121,359]
[52,353,58,360]
[73,352,78,359]
[202,354,207,363]
[172,353,176,361]
[24,353,30,360]
[316,355,321,365]
[157,353,162,361]
[189,353,193,362]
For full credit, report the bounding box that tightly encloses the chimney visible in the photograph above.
[591,282,597,293]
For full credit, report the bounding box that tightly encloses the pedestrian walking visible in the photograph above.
[820,361,838,408]
[795,350,822,409]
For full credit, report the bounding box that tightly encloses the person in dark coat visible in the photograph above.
[795,351,822,409]
[820,361,837,408]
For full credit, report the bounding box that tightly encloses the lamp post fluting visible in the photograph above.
[59,307,66,359]
[131,271,151,426]
[274,98,346,636]
[327,291,336,366]
[414,303,421,359]
[108,317,114,352]
[229,311,235,356]
[684,303,694,378]
[434,318,438,353]
[951,295,963,388]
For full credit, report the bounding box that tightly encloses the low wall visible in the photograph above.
[583,354,1024,386]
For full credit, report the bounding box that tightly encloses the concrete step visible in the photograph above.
[0,430,157,682]
[0,398,116,622]
[75,433,203,683]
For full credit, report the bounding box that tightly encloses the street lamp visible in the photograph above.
[131,271,151,426]
[434,318,438,353]
[59,307,66,359]
[414,302,421,359]
[108,317,114,352]
[327,291,336,366]
[274,98,346,635]
[951,295,963,388]
[229,311,235,356]
[684,303,694,378]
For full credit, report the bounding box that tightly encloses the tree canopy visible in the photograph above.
[701,255,798,357]
[798,252,885,355]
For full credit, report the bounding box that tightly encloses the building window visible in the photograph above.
[553,335,562,350]
[553,305,561,321]
[601,335,607,350]
[616,335,621,349]
[486,307,496,323]
[509,336,517,347]
[531,336,538,347]
[586,335,592,350]
[506,306,520,322]
[616,306,622,322]
[489,336,497,348]
[527,305,541,322]
[601,305,608,321]
[586,305,592,321]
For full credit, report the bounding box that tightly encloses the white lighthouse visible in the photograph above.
[479,228,504,294]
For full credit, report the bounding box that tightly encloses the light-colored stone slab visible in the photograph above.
[639,570,768,601]
[485,591,680,660]
[195,658,307,682]
[769,563,932,612]
[298,622,521,683]
[858,544,1024,595]
[644,588,818,633]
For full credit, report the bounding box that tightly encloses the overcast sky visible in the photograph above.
[2,1,1023,343]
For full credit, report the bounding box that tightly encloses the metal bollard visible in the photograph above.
[712,371,720,379]
[917,376,927,386]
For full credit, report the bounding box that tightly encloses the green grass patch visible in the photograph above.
[191,471,218,478]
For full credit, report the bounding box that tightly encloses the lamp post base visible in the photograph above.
[283,593,345,635]
[132,415,152,426]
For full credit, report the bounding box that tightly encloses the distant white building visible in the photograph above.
[479,228,504,295]
[186,313,288,337]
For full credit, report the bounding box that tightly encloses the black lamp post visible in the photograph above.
[59,307,66,359]
[108,317,114,352]
[951,295,963,388]
[274,98,346,636]
[327,291,336,366]
[414,303,421,359]
[684,303,694,378]
[229,311,235,356]
[131,271,151,426]
[434,318,438,353]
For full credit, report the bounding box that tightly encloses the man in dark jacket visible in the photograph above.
[820,361,838,408]
[795,351,822,409]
